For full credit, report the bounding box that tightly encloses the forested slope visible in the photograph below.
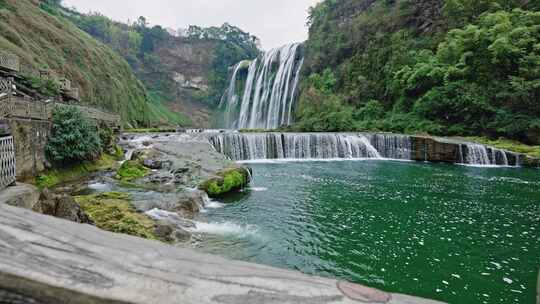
[297,0,540,144]
[0,0,150,126]
[65,11,260,127]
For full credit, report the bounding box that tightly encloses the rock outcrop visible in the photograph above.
[38,188,93,224]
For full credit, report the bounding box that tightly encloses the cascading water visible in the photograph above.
[220,43,304,129]
[460,144,515,166]
[210,132,520,166]
[209,133,412,161]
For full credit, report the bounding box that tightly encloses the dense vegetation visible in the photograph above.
[64,10,259,118]
[297,0,540,144]
[0,0,151,125]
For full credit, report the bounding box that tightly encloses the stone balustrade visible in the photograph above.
[0,51,19,72]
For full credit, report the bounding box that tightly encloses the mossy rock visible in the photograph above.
[75,192,157,240]
[115,160,150,182]
[199,167,251,198]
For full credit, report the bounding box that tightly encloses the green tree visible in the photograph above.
[46,106,102,163]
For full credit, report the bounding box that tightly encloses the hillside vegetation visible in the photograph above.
[0,0,154,126]
[297,0,540,144]
[63,10,260,127]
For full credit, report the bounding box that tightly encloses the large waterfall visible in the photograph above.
[210,133,412,161]
[219,43,304,129]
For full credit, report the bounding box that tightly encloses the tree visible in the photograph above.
[46,106,102,164]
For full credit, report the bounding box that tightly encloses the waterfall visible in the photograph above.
[465,144,491,165]
[209,133,412,161]
[461,144,513,166]
[220,43,304,129]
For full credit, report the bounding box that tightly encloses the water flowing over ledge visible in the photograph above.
[209,132,540,167]
[219,43,304,129]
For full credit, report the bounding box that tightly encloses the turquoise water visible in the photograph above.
[193,160,540,303]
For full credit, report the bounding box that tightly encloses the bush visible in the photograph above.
[46,106,102,164]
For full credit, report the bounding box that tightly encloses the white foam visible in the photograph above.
[237,158,413,164]
[189,221,259,237]
[145,208,184,221]
[249,187,268,192]
[87,182,111,191]
[204,201,226,209]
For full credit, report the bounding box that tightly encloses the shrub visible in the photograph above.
[46,106,102,164]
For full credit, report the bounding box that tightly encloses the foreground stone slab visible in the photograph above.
[0,183,40,210]
[0,204,444,304]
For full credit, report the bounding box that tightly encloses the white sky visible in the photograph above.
[62,0,322,50]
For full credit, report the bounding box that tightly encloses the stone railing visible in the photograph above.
[0,136,15,190]
[0,95,121,128]
[0,52,19,72]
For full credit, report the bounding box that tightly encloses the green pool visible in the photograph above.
[193,160,540,303]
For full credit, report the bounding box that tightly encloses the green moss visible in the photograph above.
[75,192,157,240]
[115,160,150,182]
[200,167,249,197]
[34,153,119,190]
[466,137,540,159]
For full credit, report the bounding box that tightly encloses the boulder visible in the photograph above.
[155,222,175,242]
[143,159,164,170]
[131,148,162,162]
[173,190,206,219]
[0,183,41,211]
[38,188,93,224]
[199,167,251,197]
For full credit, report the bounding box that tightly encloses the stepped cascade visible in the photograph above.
[219,43,304,129]
[210,133,412,161]
[209,132,522,167]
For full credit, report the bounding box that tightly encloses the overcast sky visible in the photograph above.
[62,0,321,50]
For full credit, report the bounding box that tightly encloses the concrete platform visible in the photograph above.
[0,203,445,304]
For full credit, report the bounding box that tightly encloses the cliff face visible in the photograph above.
[0,0,150,126]
[141,39,219,128]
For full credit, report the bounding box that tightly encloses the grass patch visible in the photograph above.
[115,160,150,182]
[147,90,193,127]
[35,152,119,190]
[466,137,540,158]
[75,192,157,240]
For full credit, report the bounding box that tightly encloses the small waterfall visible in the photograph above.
[461,144,513,166]
[210,133,412,161]
[220,43,304,129]
[466,144,491,165]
